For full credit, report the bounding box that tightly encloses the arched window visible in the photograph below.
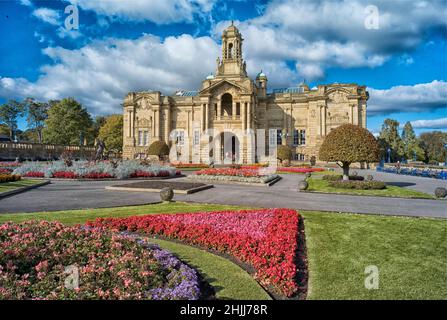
[228,43,233,58]
[221,93,233,116]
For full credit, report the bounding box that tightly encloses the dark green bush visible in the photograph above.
[328,180,386,190]
[277,145,292,162]
[322,174,364,181]
[147,141,170,159]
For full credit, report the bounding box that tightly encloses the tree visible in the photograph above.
[419,131,447,163]
[24,97,50,143]
[147,141,170,160]
[378,118,404,162]
[276,145,292,163]
[91,115,107,140]
[98,114,123,151]
[401,121,424,161]
[319,124,379,180]
[43,98,93,145]
[0,100,24,140]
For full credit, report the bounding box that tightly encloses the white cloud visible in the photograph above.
[411,118,447,129]
[32,8,60,25]
[367,80,447,115]
[212,0,446,80]
[19,0,32,7]
[0,34,219,115]
[70,0,217,25]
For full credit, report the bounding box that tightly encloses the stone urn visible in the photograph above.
[305,172,312,179]
[434,187,447,198]
[160,187,174,202]
[298,180,308,191]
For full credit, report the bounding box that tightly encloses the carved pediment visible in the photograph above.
[327,90,349,103]
[200,79,250,96]
[137,117,151,128]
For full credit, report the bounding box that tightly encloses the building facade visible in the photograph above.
[123,24,368,163]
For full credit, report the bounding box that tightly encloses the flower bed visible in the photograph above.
[193,168,279,184]
[174,163,209,169]
[87,208,301,297]
[0,174,21,183]
[0,168,12,174]
[0,221,200,300]
[276,167,325,174]
[13,160,179,180]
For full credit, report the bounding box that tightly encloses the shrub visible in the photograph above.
[0,221,200,300]
[0,174,21,183]
[147,141,170,160]
[328,180,386,190]
[277,145,292,163]
[434,187,447,198]
[310,156,316,166]
[322,174,364,181]
[319,124,379,180]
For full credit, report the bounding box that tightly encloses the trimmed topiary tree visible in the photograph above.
[319,124,379,181]
[277,145,292,164]
[147,141,170,160]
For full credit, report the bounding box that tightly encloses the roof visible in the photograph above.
[272,87,305,94]
[175,90,198,97]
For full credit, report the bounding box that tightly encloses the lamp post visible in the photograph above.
[387,147,391,163]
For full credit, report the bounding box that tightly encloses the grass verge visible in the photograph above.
[307,177,434,199]
[0,179,45,194]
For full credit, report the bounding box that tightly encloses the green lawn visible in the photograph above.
[307,177,435,199]
[0,179,44,194]
[0,202,445,300]
[151,238,270,300]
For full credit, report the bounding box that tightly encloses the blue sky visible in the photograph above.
[0,0,446,136]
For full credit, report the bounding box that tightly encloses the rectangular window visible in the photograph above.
[277,129,282,145]
[269,129,276,146]
[143,131,149,146]
[138,130,143,146]
[300,130,306,145]
[176,130,185,146]
[293,129,299,145]
[193,130,200,146]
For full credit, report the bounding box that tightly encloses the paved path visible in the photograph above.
[0,173,445,218]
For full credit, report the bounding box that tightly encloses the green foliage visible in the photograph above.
[98,114,123,151]
[92,115,107,140]
[43,98,93,145]
[24,98,50,143]
[419,131,447,163]
[0,100,24,139]
[276,145,292,162]
[328,180,386,190]
[147,140,170,159]
[319,124,379,164]
[401,121,424,161]
[318,124,379,179]
[322,174,364,181]
[378,119,405,162]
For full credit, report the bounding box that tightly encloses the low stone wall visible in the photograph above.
[0,142,95,161]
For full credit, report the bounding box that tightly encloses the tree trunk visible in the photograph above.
[342,162,350,181]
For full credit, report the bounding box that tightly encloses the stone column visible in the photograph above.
[247,102,251,129]
[201,104,205,132]
[165,107,170,143]
[128,110,132,137]
[217,101,222,120]
[322,106,326,136]
[232,101,237,120]
[155,110,160,139]
[205,103,209,130]
[242,102,246,131]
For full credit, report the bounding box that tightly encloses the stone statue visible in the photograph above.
[95,139,106,161]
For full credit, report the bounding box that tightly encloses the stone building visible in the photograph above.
[123,23,368,163]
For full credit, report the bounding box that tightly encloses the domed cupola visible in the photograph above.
[256,70,268,98]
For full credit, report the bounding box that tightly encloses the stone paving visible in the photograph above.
[0,172,445,218]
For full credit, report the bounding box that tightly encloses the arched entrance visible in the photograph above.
[221,93,232,117]
[218,131,240,164]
